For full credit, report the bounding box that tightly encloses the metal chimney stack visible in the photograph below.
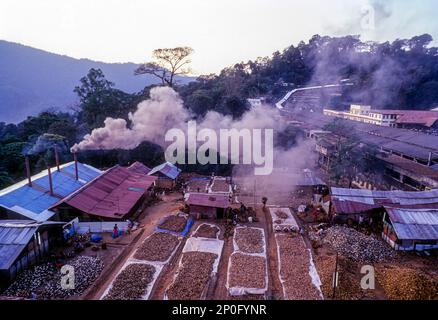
[47,166,54,195]
[74,152,79,180]
[55,148,60,172]
[25,156,32,187]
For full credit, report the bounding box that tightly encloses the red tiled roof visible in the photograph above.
[127,161,152,175]
[51,166,157,219]
[186,193,230,208]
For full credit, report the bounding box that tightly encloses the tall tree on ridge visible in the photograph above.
[135,47,194,87]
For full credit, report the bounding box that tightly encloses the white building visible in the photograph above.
[324,104,400,127]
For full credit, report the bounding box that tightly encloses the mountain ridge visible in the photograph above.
[0,40,193,123]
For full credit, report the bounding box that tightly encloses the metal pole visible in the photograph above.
[253,178,256,207]
[332,252,339,299]
[25,156,32,187]
[74,153,79,180]
[47,166,54,195]
[54,147,60,172]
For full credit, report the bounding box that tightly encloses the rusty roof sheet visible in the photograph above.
[127,161,152,175]
[186,193,230,208]
[51,166,157,219]
[385,207,438,240]
[331,199,382,214]
[396,111,438,127]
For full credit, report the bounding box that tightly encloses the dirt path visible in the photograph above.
[87,193,183,300]
[262,207,284,300]
[212,234,233,299]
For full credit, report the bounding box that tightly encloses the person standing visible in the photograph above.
[113,224,119,239]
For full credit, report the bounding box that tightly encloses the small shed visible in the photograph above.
[330,199,383,224]
[382,207,438,251]
[185,193,230,219]
[148,162,181,190]
[0,220,62,289]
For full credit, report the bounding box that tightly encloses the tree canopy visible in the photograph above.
[135,47,194,87]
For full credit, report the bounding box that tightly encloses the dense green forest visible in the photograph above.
[1,34,438,187]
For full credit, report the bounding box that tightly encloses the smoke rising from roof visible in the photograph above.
[71,86,191,152]
[71,86,285,153]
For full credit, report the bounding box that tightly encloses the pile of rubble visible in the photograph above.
[193,224,220,239]
[377,266,438,300]
[167,252,217,300]
[321,226,395,263]
[4,256,104,299]
[104,264,156,300]
[228,253,266,289]
[235,228,264,254]
[134,232,179,262]
[159,215,187,233]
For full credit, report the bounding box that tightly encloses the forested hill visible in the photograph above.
[180,34,438,116]
[0,40,192,123]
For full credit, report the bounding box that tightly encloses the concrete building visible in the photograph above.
[324,105,438,129]
[324,105,401,127]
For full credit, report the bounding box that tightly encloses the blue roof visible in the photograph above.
[0,220,61,270]
[0,162,101,221]
[0,221,37,270]
[148,162,181,180]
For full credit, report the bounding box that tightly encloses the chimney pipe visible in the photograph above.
[54,148,60,172]
[25,156,32,187]
[47,166,54,195]
[74,153,79,180]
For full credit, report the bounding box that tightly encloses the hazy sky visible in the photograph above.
[1,0,437,74]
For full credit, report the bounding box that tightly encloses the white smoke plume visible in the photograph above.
[232,139,318,205]
[71,86,191,152]
[72,86,285,152]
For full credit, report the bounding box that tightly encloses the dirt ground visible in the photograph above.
[85,193,184,300]
[83,189,438,301]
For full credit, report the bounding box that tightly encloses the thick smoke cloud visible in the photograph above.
[71,86,191,152]
[72,86,285,152]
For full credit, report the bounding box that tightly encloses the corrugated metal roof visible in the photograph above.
[385,208,438,240]
[396,111,438,127]
[52,166,157,219]
[331,199,381,214]
[148,162,181,180]
[0,220,62,270]
[293,111,438,161]
[127,161,151,175]
[186,193,230,208]
[0,162,101,221]
[331,187,438,205]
